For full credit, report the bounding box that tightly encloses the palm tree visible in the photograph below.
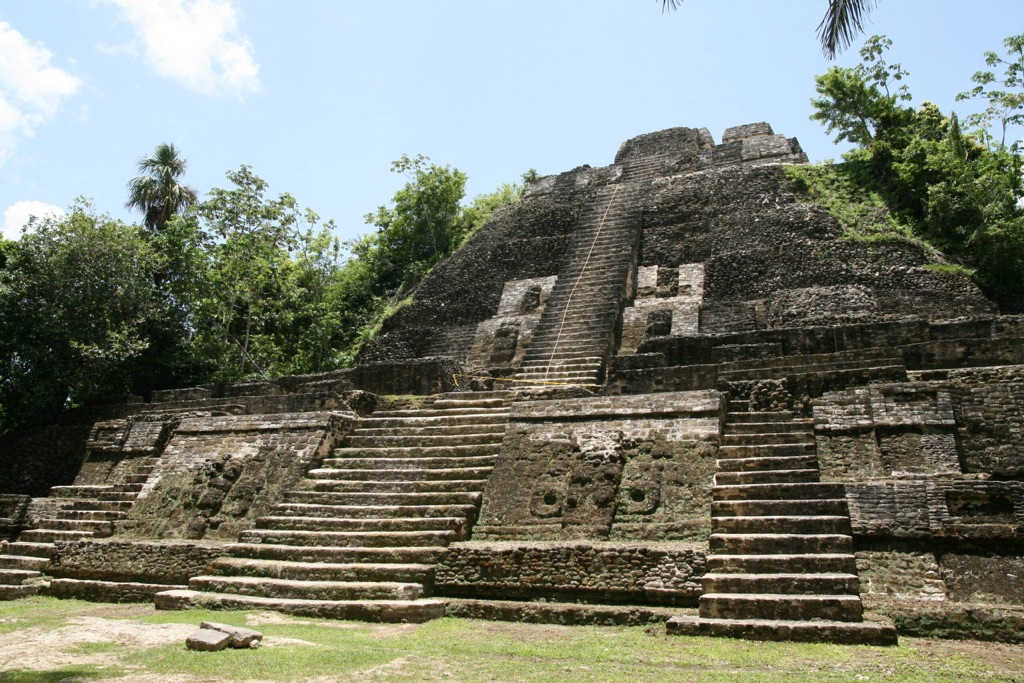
[660,0,877,59]
[126,143,198,231]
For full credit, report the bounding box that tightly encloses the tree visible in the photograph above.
[804,34,1024,311]
[126,143,199,231]
[190,165,304,379]
[661,0,877,58]
[0,202,168,431]
[957,33,1024,148]
[362,154,471,297]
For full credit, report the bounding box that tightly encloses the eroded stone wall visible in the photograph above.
[814,373,1024,541]
[474,391,722,541]
[435,541,705,606]
[117,412,352,540]
[48,539,225,586]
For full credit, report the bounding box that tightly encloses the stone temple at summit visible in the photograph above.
[2,123,1023,645]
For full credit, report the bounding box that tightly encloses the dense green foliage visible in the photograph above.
[0,203,172,427]
[792,34,1024,310]
[0,154,529,433]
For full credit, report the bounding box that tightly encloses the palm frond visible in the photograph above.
[817,0,877,59]
[660,0,681,13]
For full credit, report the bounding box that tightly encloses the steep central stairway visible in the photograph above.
[515,183,642,388]
[156,392,511,623]
[0,459,158,600]
[667,401,897,644]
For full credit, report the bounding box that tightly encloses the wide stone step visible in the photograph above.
[712,482,846,501]
[358,415,509,430]
[42,578,178,603]
[521,342,607,356]
[35,518,115,535]
[707,554,859,575]
[513,371,599,382]
[435,390,512,401]
[0,554,48,570]
[709,533,853,555]
[271,503,477,520]
[6,542,55,558]
[725,422,815,435]
[511,379,600,388]
[721,433,815,446]
[155,589,447,623]
[345,433,503,447]
[429,398,507,409]
[0,584,38,600]
[519,358,603,370]
[718,443,816,459]
[529,321,614,336]
[727,412,804,424]
[55,509,125,521]
[256,516,466,534]
[333,444,500,459]
[712,499,849,517]
[0,568,40,585]
[521,349,608,361]
[354,424,505,437]
[716,455,819,473]
[209,557,433,584]
[699,593,863,622]
[321,456,498,470]
[238,528,457,548]
[712,515,852,536]
[307,466,492,482]
[702,573,860,595]
[189,575,425,601]
[283,490,481,507]
[17,529,93,543]
[370,408,510,419]
[531,313,619,330]
[72,500,132,512]
[226,543,444,564]
[666,615,897,645]
[714,469,819,486]
[303,479,486,495]
[48,485,113,498]
[719,361,906,383]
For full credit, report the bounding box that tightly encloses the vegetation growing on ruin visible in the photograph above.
[790,34,1024,312]
[0,151,531,433]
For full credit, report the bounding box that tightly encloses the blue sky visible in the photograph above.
[1,0,1021,242]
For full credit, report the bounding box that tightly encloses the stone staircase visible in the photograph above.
[515,183,642,387]
[157,392,511,623]
[667,402,897,644]
[716,348,908,386]
[0,458,158,600]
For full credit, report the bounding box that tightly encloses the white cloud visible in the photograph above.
[106,0,261,99]
[2,200,65,240]
[0,22,81,166]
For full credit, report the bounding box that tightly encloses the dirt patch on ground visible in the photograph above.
[0,616,195,671]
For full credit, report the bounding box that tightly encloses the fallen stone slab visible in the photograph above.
[186,628,231,651]
[201,621,263,648]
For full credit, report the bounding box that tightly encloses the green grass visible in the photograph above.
[1,598,1021,682]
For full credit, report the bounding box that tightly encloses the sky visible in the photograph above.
[1,0,1021,243]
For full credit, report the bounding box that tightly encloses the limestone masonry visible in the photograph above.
[2,123,1023,644]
